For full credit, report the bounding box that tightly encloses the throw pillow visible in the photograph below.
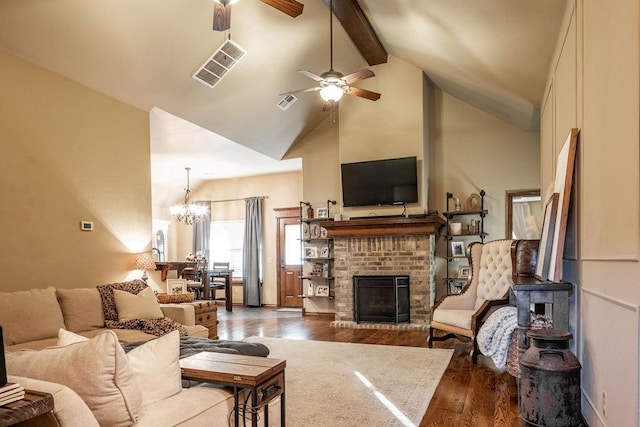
[57,328,89,347]
[6,330,142,426]
[97,280,148,321]
[113,287,164,321]
[126,330,182,407]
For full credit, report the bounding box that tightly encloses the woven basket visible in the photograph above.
[156,293,194,304]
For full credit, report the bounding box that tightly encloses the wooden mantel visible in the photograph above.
[319,216,445,238]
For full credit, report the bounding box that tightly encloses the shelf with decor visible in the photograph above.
[442,190,487,295]
[299,200,336,299]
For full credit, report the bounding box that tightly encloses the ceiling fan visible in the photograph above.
[280,0,381,109]
[212,0,304,31]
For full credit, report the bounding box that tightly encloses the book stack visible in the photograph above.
[0,382,25,406]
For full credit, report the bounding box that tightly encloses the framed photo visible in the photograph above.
[320,244,329,258]
[535,193,559,280]
[315,285,330,297]
[450,241,466,258]
[448,279,467,294]
[316,207,329,218]
[167,278,187,295]
[304,246,318,258]
[458,265,470,279]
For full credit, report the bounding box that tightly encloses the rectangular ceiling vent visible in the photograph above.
[192,39,246,89]
[277,94,298,111]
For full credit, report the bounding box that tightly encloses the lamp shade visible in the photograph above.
[134,252,157,271]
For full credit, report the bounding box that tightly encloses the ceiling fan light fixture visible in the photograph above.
[320,84,344,102]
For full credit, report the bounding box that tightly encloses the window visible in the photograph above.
[209,220,244,278]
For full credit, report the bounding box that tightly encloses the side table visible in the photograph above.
[512,277,573,358]
[0,390,54,426]
[180,351,286,427]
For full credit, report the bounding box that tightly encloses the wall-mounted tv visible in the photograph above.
[340,156,418,207]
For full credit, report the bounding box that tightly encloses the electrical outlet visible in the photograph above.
[602,390,607,418]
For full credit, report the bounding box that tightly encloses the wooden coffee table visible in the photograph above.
[180,352,285,427]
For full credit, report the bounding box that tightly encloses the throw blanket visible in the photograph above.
[97,280,187,337]
[477,306,517,370]
[122,336,270,358]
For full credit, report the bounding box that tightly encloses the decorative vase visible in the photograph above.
[307,206,314,219]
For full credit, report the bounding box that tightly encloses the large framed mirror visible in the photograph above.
[506,189,541,239]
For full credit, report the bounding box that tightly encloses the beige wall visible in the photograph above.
[430,90,540,295]
[541,1,640,425]
[171,171,302,306]
[0,48,152,291]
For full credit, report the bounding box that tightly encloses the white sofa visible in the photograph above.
[0,285,247,426]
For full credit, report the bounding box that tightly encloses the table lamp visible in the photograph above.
[134,252,157,283]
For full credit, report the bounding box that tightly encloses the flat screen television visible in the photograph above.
[341,156,418,207]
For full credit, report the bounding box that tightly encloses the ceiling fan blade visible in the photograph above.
[212,2,231,31]
[297,70,325,82]
[260,0,304,18]
[345,86,381,101]
[279,87,321,96]
[342,69,375,85]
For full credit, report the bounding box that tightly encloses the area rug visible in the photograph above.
[245,336,453,427]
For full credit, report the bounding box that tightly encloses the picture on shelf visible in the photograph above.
[310,262,323,277]
[451,241,466,257]
[304,246,318,258]
[315,285,330,297]
[167,278,187,295]
[320,244,329,258]
[458,265,470,278]
[316,207,329,218]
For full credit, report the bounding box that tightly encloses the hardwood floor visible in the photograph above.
[217,306,520,426]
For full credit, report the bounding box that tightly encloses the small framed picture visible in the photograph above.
[320,244,329,258]
[304,246,318,258]
[167,278,187,295]
[458,265,470,278]
[451,241,466,258]
[316,207,329,218]
[315,285,330,297]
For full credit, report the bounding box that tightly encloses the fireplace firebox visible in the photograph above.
[353,275,410,324]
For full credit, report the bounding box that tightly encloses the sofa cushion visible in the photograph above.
[97,280,148,321]
[57,287,105,332]
[0,287,66,345]
[113,287,164,321]
[6,330,143,427]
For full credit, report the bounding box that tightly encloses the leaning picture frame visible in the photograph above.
[451,241,466,258]
[535,193,559,281]
[458,265,471,279]
[167,278,187,295]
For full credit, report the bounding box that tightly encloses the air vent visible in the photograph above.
[192,39,246,89]
[277,94,297,111]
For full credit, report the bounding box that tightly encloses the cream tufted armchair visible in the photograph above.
[428,239,539,362]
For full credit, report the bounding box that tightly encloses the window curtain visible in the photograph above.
[192,201,211,265]
[243,197,263,307]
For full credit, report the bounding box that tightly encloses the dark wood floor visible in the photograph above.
[217,306,520,426]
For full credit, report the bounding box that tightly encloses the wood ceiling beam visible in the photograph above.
[324,0,387,66]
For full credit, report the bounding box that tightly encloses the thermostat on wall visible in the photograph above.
[80,221,94,231]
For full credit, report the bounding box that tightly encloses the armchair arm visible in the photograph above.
[470,297,511,335]
[159,303,196,326]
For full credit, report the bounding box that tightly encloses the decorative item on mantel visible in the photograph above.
[134,252,157,283]
[170,167,208,225]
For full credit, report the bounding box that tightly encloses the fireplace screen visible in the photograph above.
[353,275,409,324]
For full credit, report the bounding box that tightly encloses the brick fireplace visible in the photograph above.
[319,217,443,329]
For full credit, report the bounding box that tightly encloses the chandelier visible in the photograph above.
[170,167,207,225]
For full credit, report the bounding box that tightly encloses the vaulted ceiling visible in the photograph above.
[0,0,568,209]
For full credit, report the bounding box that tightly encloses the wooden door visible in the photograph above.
[275,208,303,308]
